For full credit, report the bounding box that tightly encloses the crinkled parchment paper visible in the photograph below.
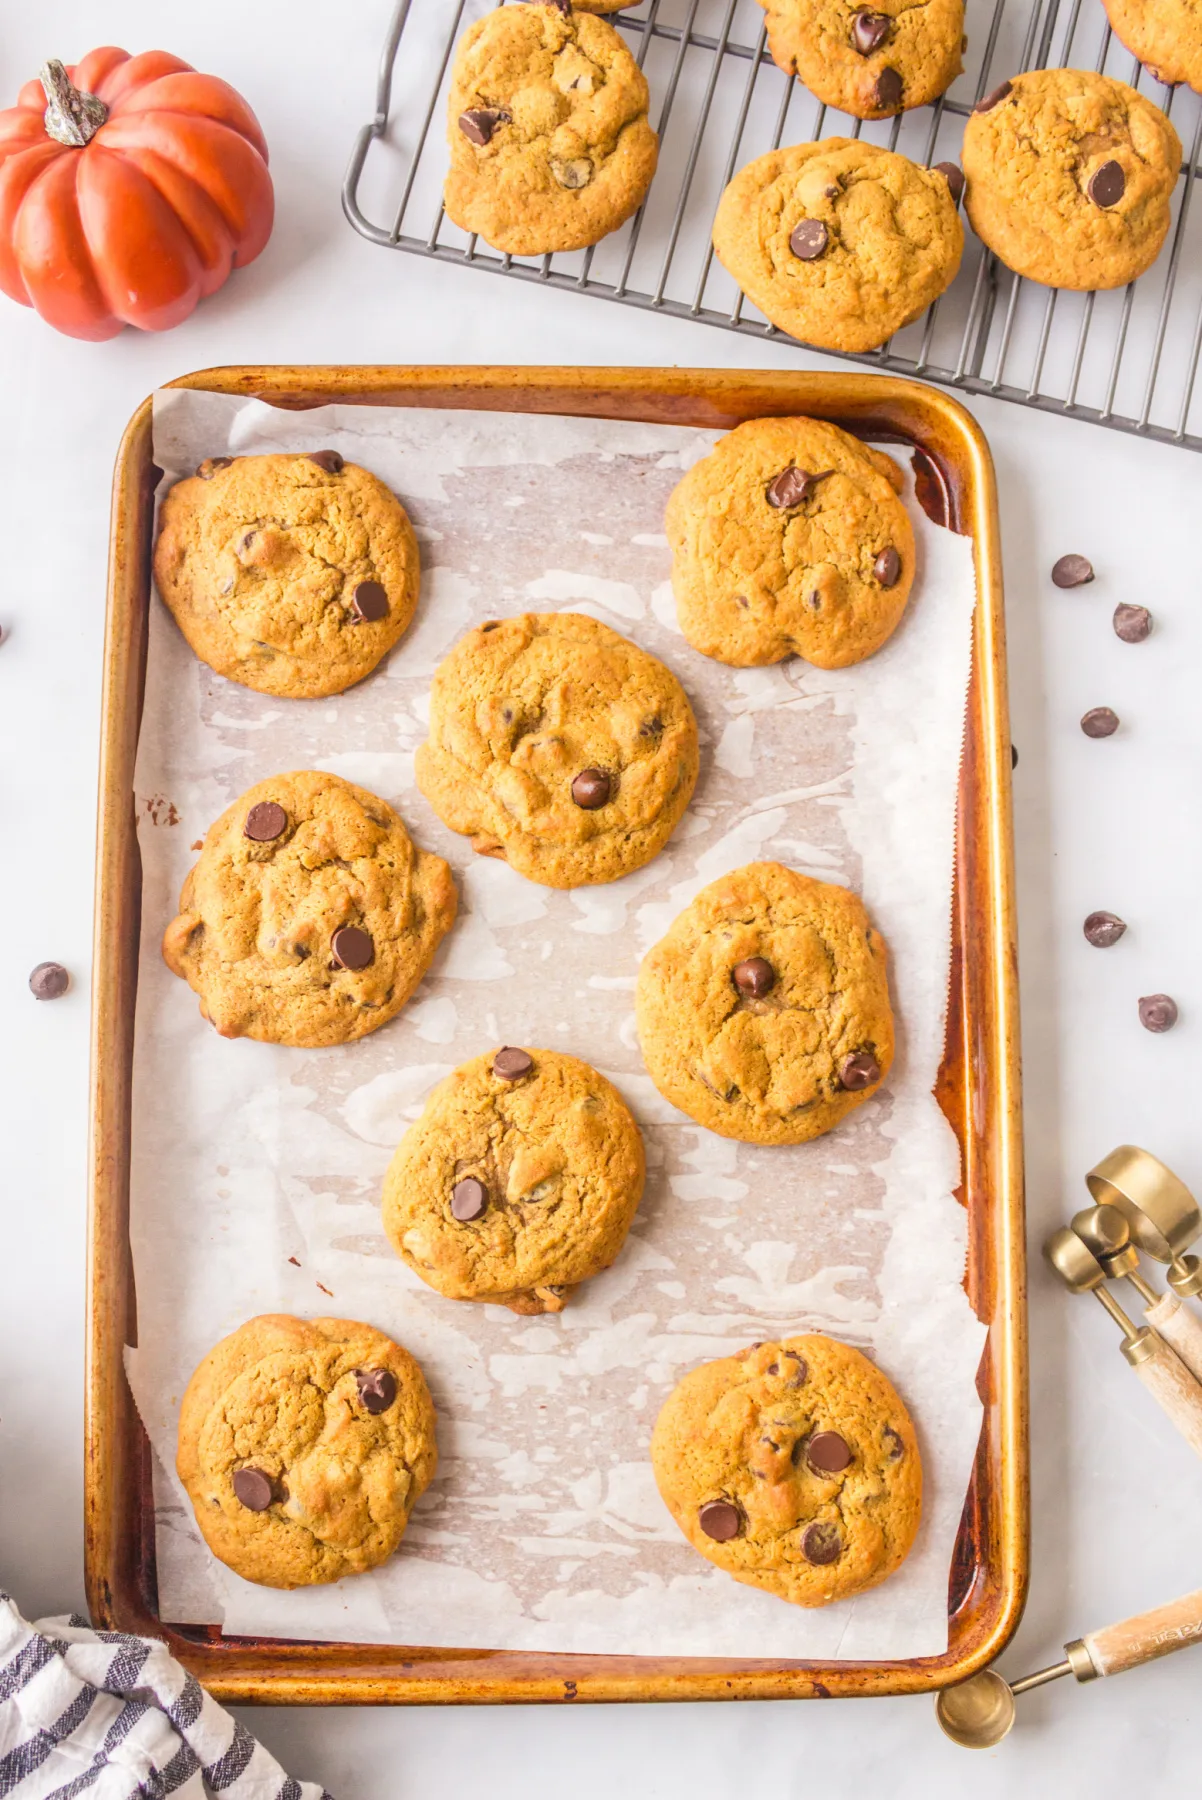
[125,390,987,1658]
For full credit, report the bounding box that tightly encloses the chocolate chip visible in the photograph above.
[698,1500,742,1542]
[733,957,775,998]
[1114,604,1152,643]
[974,80,1012,112]
[850,10,891,52]
[782,1350,808,1386]
[197,456,233,479]
[802,1521,842,1564]
[766,466,831,509]
[331,925,374,970]
[1081,707,1119,738]
[351,579,389,623]
[355,1368,397,1414]
[934,161,965,206]
[789,219,829,261]
[873,67,903,109]
[571,768,611,809]
[874,546,901,587]
[1052,553,1094,588]
[883,1425,905,1460]
[233,1468,274,1511]
[806,1431,852,1474]
[307,450,344,473]
[1084,911,1127,947]
[1139,993,1178,1033]
[451,1177,488,1221]
[551,157,592,189]
[458,106,511,146]
[839,1050,880,1090]
[493,1046,534,1079]
[1088,160,1126,208]
[29,962,69,1000]
[1011,744,1018,770]
[244,801,287,843]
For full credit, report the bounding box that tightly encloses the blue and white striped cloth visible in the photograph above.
[0,1593,332,1799]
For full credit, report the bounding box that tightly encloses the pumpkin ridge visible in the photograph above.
[97,111,273,262]
[106,72,269,164]
[77,143,203,332]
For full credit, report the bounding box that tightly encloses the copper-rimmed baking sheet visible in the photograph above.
[89,365,1026,1703]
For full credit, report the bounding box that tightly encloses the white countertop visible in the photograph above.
[2,2,1201,1792]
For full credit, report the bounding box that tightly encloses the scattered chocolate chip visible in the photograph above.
[782,1350,808,1386]
[197,455,233,479]
[493,1046,534,1079]
[874,546,901,587]
[640,716,664,738]
[839,1050,881,1090]
[1113,603,1152,643]
[806,1431,853,1474]
[351,579,389,623]
[1011,744,1018,770]
[873,67,903,109]
[551,156,592,189]
[733,956,775,998]
[698,1500,742,1542]
[571,768,611,809]
[823,182,840,199]
[767,1362,779,1374]
[850,9,891,53]
[29,962,69,1000]
[458,106,511,146]
[307,450,344,474]
[974,80,1012,113]
[789,219,830,261]
[1081,707,1119,738]
[1084,911,1127,947]
[734,595,750,609]
[451,1176,488,1221]
[244,801,287,843]
[802,1521,843,1564]
[331,925,374,970]
[355,1368,398,1413]
[233,1468,274,1511]
[1139,993,1178,1033]
[1088,160,1126,208]
[883,1425,905,1460]
[1052,553,1094,588]
[809,590,821,610]
[934,161,965,206]
[766,466,831,508]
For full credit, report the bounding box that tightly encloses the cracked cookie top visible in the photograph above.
[382,1048,646,1314]
[635,861,893,1145]
[153,452,420,698]
[651,1334,921,1607]
[757,0,965,119]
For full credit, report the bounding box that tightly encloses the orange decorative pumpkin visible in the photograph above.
[0,48,273,341]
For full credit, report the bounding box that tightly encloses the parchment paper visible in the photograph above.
[125,390,987,1659]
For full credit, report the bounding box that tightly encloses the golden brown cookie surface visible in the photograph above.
[444,3,658,255]
[636,862,893,1145]
[651,1335,921,1607]
[415,611,699,889]
[153,452,419,699]
[162,770,457,1048]
[382,1048,646,1314]
[666,417,915,669]
[176,1313,437,1589]
[712,138,963,352]
[1102,0,1202,92]
[961,69,1181,290]
[758,0,964,118]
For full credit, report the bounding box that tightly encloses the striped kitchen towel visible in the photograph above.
[0,1591,332,1799]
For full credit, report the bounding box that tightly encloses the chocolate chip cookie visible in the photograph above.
[153,452,420,699]
[712,138,963,351]
[961,69,1181,290]
[651,1335,921,1607]
[1102,0,1202,95]
[757,0,965,119]
[415,612,699,889]
[665,417,915,668]
[162,770,457,1047]
[444,3,658,255]
[382,1048,646,1315]
[636,861,893,1145]
[177,1313,437,1589]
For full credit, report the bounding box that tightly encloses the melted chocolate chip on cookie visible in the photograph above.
[802,1521,843,1564]
[698,1500,743,1542]
[233,1468,275,1511]
[331,926,375,970]
[789,219,830,261]
[355,1368,398,1414]
[851,11,891,53]
[451,1177,489,1221]
[733,957,776,998]
[571,768,612,809]
[244,801,287,843]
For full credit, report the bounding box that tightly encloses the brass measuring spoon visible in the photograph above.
[1086,1145,1202,1299]
[1073,1202,1202,1383]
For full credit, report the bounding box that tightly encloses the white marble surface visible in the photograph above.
[2,2,1201,1791]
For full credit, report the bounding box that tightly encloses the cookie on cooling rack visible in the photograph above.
[757,0,965,119]
[1101,0,1202,95]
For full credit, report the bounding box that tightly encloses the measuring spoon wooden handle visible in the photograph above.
[1128,1330,1202,1459]
[1144,1289,1202,1385]
[1077,1588,1202,1678]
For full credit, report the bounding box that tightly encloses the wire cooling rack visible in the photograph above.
[344,0,1202,451]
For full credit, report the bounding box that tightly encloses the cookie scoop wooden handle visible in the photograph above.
[1143,1288,1202,1385]
[1126,1329,1202,1459]
[1068,1588,1202,1680]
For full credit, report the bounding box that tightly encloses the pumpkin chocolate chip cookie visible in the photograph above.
[651,1335,921,1607]
[665,416,915,668]
[1101,0,1202,96]
[415,611,699,889]
[382,1048,646,1315]
[757,0,965,119]
[162,770,457,1047]
[712,138,963,351]
[153,452,420,699]
[636,861,893,1145]
[444,2,658,255]
[961,68,1181,290]
[177,1313,437,1589]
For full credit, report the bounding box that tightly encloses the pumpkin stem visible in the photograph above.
[40,59,108,147]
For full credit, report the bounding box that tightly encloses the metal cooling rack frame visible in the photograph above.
[344,0,1202,451]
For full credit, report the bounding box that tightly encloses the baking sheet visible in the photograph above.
[126,390,986,1659]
